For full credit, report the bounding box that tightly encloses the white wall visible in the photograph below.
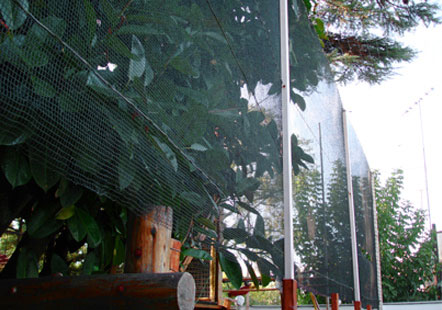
[384,301,442,310]
[250,301,442,310]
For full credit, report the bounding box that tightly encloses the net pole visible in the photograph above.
[280,0,294,282]
[418,101,432,230]
[342,110,361,303]
[280,0,296,309]
[371,172,384,310]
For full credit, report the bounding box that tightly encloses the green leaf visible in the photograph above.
[100,231,113,267]
[19,48,49,67]
[116,25,163,36]
[25,16,66,48]
[28,205,60,240]
[181,248,213,261]
[152,136,178,172]
[27,203,60,238]
[237,178,260,195]
[237,201,259,215]
[144,61,154,86]
[67,211,87,242]
[100,0,119,27]
[56,205,76,220]
[118,150,136,190]
[190,143,208,152]
[1,147,32,188]
[112,235,125,266]
[86,72,117,98]
[0,0,28,30]
[76,208,102,248]
[82,251,97,275]
[31,76,56,98]
[293,92,306,111]
[196,217,216,231]
[58,92,80,112]
[0,129,29,146]
[128,35,146,81]
[257,259,272,287]
[246,236,274,253]
[104,35,138,60]
[51,253,68,275]
[300,152,314,164]
[180,191,202,206]
[219,251,243,289]
[220,203,239,214]
[193,226,217,239]
[202,32,227,44]
[208,109,240,120]
[169,56,198,77]
[83,0,97,44]
[17,248,38,279]
[223,227,249,243]
[29,149,60,192]
[30,218,63,239]
[59,183,84,207]
[254,215,265,238]
[246,263,260,290]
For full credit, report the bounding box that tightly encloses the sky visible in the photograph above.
[338,18,442,232]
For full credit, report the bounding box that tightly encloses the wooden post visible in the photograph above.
[282,279,297,310]
[0,272,195,310]
[170,239,182,272]
[125,206,173,273]
[331,293,339,310]
[354,301,361,310]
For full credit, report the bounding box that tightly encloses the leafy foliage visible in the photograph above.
[374,170,441,301]
[304,0,440,83]
[0,0,321,286]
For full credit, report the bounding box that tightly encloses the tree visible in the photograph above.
[374,170,441,301]
[0,0,319,289]
[304,0,440,83]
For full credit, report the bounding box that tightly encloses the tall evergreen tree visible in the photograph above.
[303,0,440,83]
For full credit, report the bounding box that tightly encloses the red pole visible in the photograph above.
[354,301,361,310]
[367,305,372,310]
[282,279,297,310]
[331,293,339,310]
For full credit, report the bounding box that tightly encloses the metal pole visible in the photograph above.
[319,123,330,294]
[342,110,361,303]
[280,0,294,282]
[280,0,296,309]
[371,172,383,310]
[418,101,432,230]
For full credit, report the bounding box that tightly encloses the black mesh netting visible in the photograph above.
[348,121,379,308]
[0,0,284,302]
[0,0,379,306]
[288,0,379,307]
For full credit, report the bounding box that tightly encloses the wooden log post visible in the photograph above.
[0,273,195,310]
[125,206,173,273]
[170,238,182,272]
[331,293,339,310]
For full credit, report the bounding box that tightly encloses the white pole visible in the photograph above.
[342,110,361,302]
[371,172,384,310]
[280,0,294,281]
[418,101,432,230]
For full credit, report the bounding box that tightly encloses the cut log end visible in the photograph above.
[178,272,196,310]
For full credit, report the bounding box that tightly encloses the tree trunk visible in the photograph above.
[125,206,173,273]
[0,272,195,310]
